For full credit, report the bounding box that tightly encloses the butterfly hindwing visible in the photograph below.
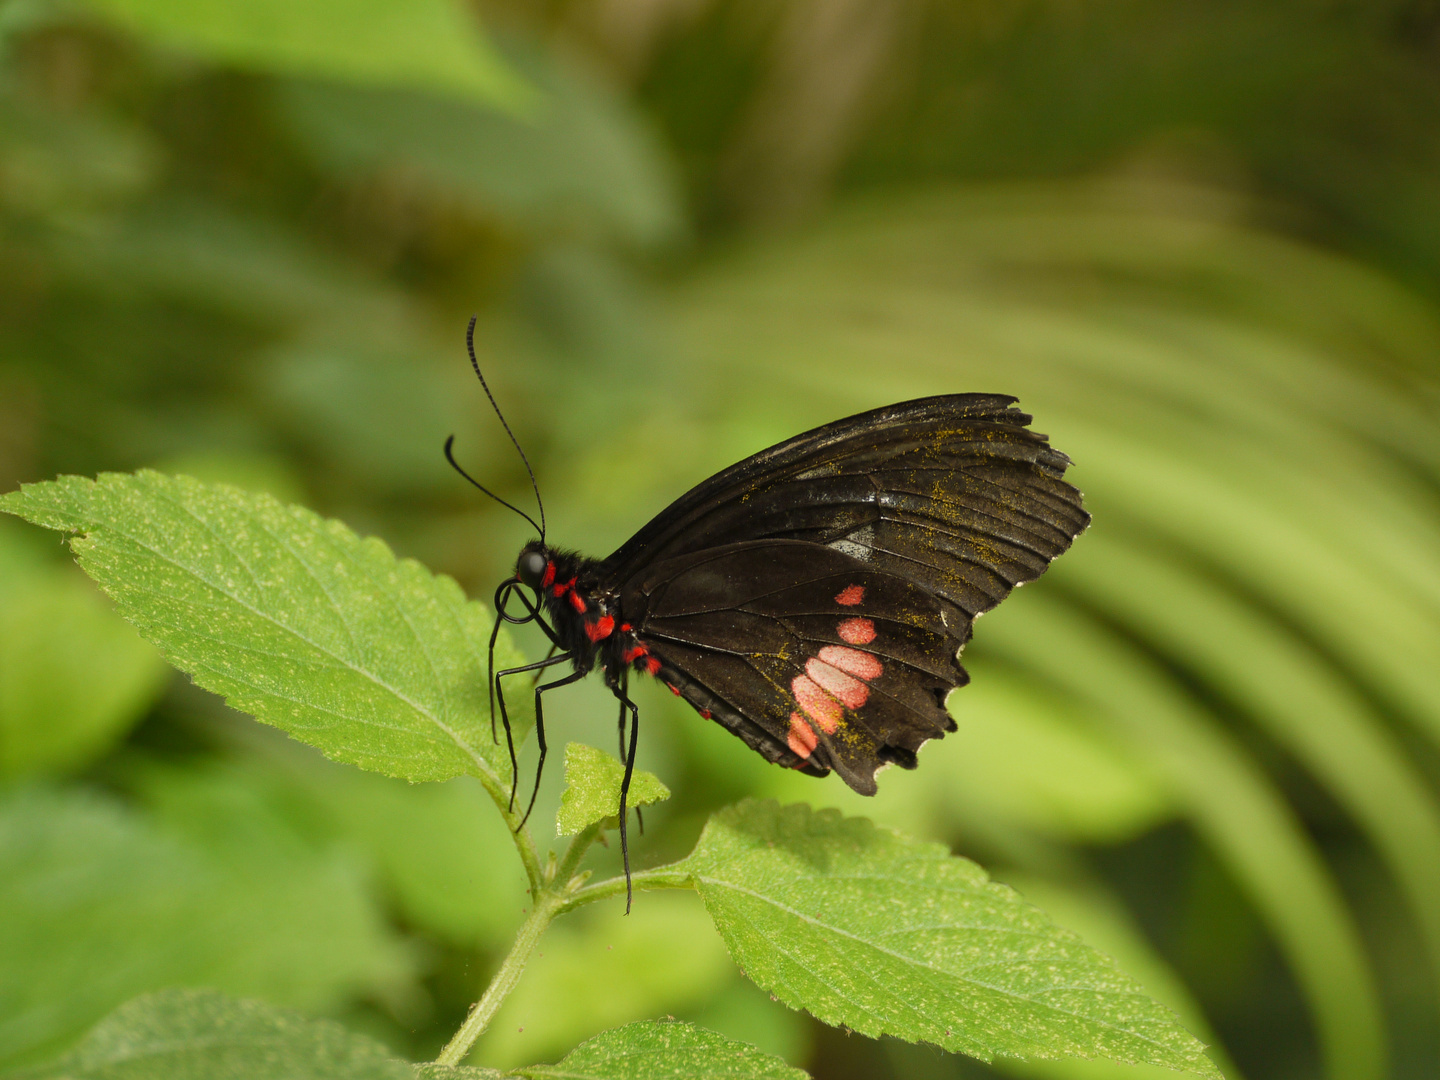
[622,540,965,794]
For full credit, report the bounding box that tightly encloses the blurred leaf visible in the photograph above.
[290,758,528,949]
[414,1067,508,1080]
[279,44,683,248]
[0,471,530,785]
[156,452,308,505]
[515,1019,808,1080]
[83,0,533,111]
[124,733,528,948]
[0,560,168,779]
[557,741,670,837]
[981,592,1385,1080]
[262,334,475,494]
[753,669,1172,847]
[1063,535,1440,994]
[475,891,734,1070]
[677,801,1220,1077]
[0,97,157,219]
[5,988,413,1080]
[681,979,810,1069]
[934,673,1171,842]
[0,787,411,1068]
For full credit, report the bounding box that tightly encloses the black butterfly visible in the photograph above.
[448,320,1089,908]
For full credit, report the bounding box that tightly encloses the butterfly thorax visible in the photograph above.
[520,543,649,686]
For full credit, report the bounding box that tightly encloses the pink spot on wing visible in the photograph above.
[837,617,876,644]
[666,682,681,696]
[806,659,869,710]
[787,712,819,758]
[699,709,711,719]
[791,674,842,732]
[818,645,883,681]
[835,584,865,606]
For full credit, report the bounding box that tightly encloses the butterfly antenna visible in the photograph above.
[444,437,544,536]
[466,315,546,542]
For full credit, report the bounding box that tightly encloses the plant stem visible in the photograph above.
[436,774,694,1065]
[434,892,561,1066]
[554,821,600,886]
[559,864,693,913]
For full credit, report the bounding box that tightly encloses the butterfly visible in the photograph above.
[447,320,1090,908]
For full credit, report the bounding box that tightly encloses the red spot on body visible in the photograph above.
[787,713,819,758]
[584,615,615,642]
[620,623,632,632]
[806,659,869,710]
[837,617,876,644]
[568,590,587,613]
[541,561,556,589]
[644,656,661,676]
[835,584,865,606]
[700,709,711,719]
[553,577,575,598]
[818,645,883,682]
[666,682,681,696]
[622,643,649,663]
[791,675,842,732]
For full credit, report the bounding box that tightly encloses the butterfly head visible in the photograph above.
[516,543,549,590]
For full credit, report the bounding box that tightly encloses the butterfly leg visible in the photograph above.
[495,653,573,813]
[517,666,589,829]
[610,673,641,914]
[615,690,644,836]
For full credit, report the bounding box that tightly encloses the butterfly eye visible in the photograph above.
[517,549,548,589]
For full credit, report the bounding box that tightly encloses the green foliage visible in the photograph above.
[83,0,533,109]
[556,741,671,836]
[0,787,410,1069]
[279,50,683,249]
[0,532,168,778]
[0,472,528,786]
[5,3,1440,1078]
[5,993,801,1080]
[3,988,413,1080]
[2,469,1214,1077]
[677,801,1220,1077]
[513,1019,807,1080]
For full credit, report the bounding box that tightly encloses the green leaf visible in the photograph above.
[0,786,410,1068]
[5,988,412,1079]
[82,0,534,111]
[556,741,671,837]
[0,471,528,787]
[676,801,1221,1078]
[514,1019,808,1080]
[0,559,168,779]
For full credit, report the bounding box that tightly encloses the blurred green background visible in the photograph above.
[2,2,1439,1079]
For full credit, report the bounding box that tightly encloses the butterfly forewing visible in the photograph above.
[600,395,1088,628]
